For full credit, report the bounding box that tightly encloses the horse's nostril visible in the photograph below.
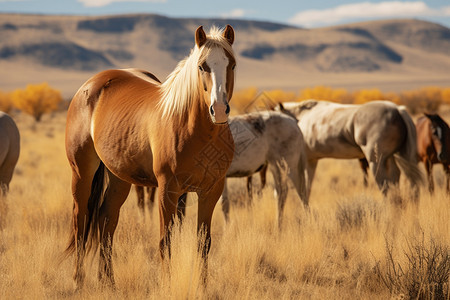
[225,104,230,115]
[210,105,215,116]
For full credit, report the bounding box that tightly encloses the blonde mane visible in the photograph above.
[159,26,235,119]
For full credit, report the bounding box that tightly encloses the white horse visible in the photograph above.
[221,110,309,224]
[0,112,20,197]
[276,100,423,197]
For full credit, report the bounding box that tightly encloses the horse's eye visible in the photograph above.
[198,65,204,72]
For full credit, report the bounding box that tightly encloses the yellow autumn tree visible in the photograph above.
[12,82,62,122]
[399,86,442,114]
[353,88,385,104]
[264,89,296,103]
[442,88,450,105]
[0,90,13,113]
[230,86,259,113]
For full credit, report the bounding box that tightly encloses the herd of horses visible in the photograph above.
[0,25,449,289]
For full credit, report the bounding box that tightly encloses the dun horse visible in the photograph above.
[65,25,236,288]
[276,100,423,196]
[0,112,20,197]
[416,113,450,193]
[221,111,309,225]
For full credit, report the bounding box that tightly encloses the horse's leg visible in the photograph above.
[97,171,131,286]
[148,187,156,212]
[305,160,318,200]
[255,164,268,197]
[157,178,182,259]
[271,164,288,227]
[221,178,230,222]
[176,193,187,222]
[197,179,225,281]
[135,186,145,214]
[288,161,309,209]
[246,176,252,200]
[67,144,100,289]
[425,160,434,194]
[359,158,369,187]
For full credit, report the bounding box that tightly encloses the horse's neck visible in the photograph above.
[187,96,220,137]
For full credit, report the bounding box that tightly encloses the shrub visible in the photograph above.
[11,82,62,122]
[376,233,449,299]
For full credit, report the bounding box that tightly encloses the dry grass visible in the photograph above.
[0,111,449,299]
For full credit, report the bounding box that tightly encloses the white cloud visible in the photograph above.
[221,8,246,18]
[78,0,166,8]
[289,1,450,28]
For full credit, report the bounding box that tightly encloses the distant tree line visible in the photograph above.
[1,83,449,120]
[231,86,450,115]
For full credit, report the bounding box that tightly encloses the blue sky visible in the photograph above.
[1,0,449,28]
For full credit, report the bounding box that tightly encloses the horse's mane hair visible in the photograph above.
[159,26,235,119]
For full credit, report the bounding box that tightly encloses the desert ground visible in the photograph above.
[0,109,449,299]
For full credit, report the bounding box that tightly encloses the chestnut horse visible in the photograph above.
[65,25,236,288]
[0,112,20,197]
[277,100,423,197]
[416,113,450,193]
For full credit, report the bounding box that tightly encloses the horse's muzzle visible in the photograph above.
[209,103,230,124]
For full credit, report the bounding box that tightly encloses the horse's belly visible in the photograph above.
[227,142,266,177]
[96,145,157,186]
[308,139,364,160]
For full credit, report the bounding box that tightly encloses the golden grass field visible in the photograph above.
[0,110,449,299]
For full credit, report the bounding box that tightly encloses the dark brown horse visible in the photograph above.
[0,112,20,197]
[65,25,236,288]
[416,113,450,193]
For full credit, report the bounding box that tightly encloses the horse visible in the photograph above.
[276,100,423,197]
[0,112,20,197]
[64,25,236,288]
[221,110,309,225]
[416,113,450,193]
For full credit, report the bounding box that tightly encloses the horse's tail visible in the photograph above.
[64,162,105,258]
[395,107,424,189]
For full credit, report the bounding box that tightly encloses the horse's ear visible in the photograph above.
[195,26,207,48]
[424,113,433,119]
[223,24,235,45]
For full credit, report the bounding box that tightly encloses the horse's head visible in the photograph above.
[195,25,236,124]
[425,113,450,163]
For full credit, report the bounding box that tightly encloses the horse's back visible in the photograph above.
[298,101,362,159]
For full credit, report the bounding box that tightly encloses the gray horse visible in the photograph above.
[0,112,20,196]
[276,100,423,197]
[222,110,309,224]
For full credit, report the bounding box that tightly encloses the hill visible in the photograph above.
[0,14,449,97]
